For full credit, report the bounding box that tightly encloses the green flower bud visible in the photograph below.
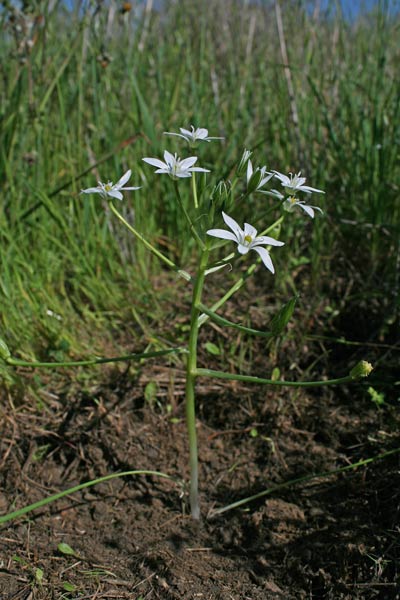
[210,179,232,212]
[246,169,264,194]
[236,149,252,177]
[0,337,11,362]
[350,361,373,379]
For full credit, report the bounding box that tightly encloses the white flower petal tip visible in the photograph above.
[143,152,209,179]
[163,125,224,146]
[207,212,284,273]
[81,170,140,200]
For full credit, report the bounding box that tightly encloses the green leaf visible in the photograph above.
[269,296,298,336]
[204,342,221,356]
[35,567,44,583]
[271,367,281,381]
[0,337,11,361]
[144,381,158,404]
[58,543,77,557]
[62,582,77,592]
[367,386,385,407]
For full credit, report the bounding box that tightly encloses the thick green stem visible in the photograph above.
[185,246,210,519]
[109,202,191,281]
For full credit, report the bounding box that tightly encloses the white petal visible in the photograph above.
[108,190,123,201]
[116,169,132,188]
[180,156,198,169]
[154,168,170,174]
[298,203,315,218]
[294,176,307,187]
[164,132,187,140]
[272,170,289,185]
[237,243,250,255]
[163,150,176,164]
[270,189,284,200]
[179,128,193,137]
[222,212,243,238]
[246,160,253,183]
[121,186,141,191]
[252,246,275,273]
[143,157,167,169]
[299,184,324,194]
[196,128,209,139]
[244,222,257,238]
[81,187,102,194]
[259,173,273,187]
[254,236,284,247]
[206,228,238,242]
[175,172,192,178]
[189,167,210,173]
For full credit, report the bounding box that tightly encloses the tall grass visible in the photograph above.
[0,0,398,363]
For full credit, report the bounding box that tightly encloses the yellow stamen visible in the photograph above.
[244,234,252,243]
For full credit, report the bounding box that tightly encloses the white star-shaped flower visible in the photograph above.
[164,126,223,147]
[81,169,140,201]
[272,170,324,195]
[282,195,323,218]
[272,190,323,219]
[206,212,284,273]
[142,150,210,179]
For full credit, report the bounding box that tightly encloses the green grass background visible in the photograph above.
[0,0,398,370]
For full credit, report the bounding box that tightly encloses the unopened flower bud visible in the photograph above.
[236,149,252,177]
[210,179,232,212]
[246,168,263,194]
[350,361,373,379]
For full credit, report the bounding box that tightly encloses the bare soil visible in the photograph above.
[0,282,399,599]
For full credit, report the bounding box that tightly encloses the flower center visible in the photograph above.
[244,234,253,244]
[289,196,296,204]
[104,183,113,192]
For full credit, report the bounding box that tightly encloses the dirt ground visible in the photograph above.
[0,283,399,599]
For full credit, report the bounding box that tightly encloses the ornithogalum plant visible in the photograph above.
[0,127,373,522]
[83,127,371,519]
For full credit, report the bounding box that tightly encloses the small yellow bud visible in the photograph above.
[350,360,373,380]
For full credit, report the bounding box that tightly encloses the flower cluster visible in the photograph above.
[81,125,324,272]
[271,170,324,218]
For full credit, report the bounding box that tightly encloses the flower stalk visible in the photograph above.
[185,244,210,519]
